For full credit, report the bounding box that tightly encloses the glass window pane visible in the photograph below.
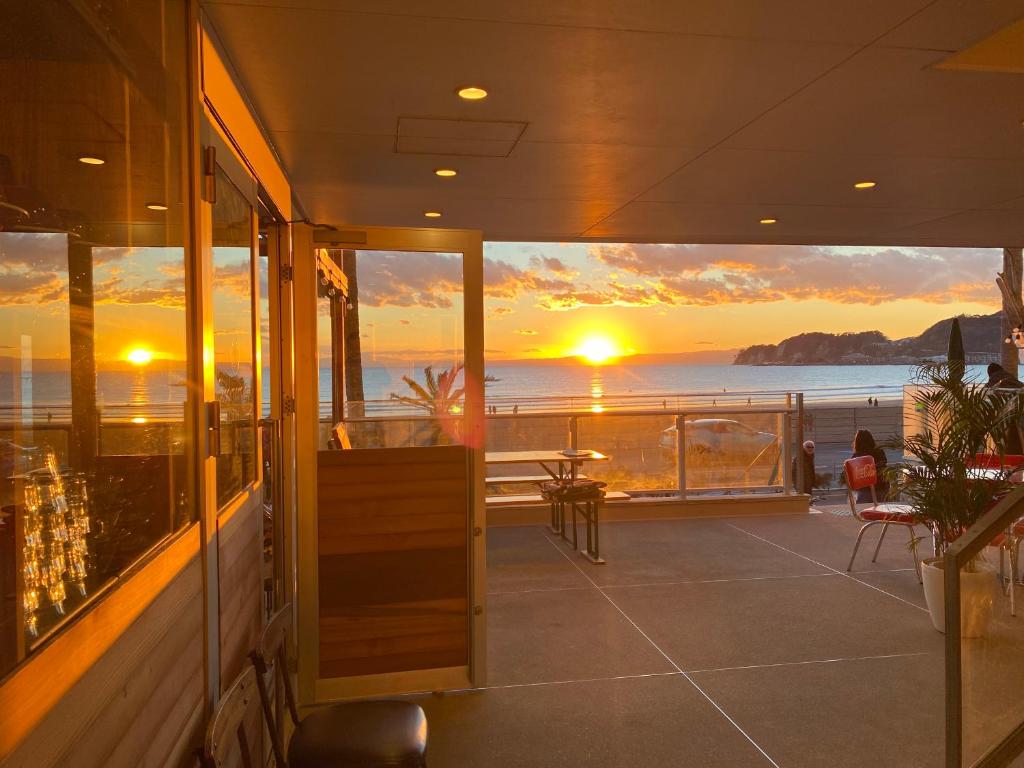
[212,169,256,507]
[327,249,465,449]
[0,1,191,672]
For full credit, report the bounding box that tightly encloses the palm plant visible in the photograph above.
[389,364,465,445]
[390,363,466,415]
[886,363,1017,554]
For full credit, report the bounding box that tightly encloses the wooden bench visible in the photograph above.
[485,491,630,506]
[484,475,554,485]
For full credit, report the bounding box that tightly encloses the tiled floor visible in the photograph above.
[418,510,953,767]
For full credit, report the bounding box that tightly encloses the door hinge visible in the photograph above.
[282,395,296,415]
[280,264,294,283]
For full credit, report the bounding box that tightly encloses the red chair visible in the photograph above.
[970,453,1024,469]
[844,456,922,582]
[991,522,1024,616]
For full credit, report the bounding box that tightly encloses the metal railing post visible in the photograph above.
[676,414,686,500]
[795,392,805,493]
[782,393,793,494]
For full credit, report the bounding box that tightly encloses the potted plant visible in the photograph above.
[886,362,1017,635]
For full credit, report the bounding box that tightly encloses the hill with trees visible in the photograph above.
[734,312,1002,365]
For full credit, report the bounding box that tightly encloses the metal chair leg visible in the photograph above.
[1010,540,1018,617]
[907,525,922,584]
[871,522,890,563]
[848,521,877,572]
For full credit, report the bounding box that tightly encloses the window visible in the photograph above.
[212,168,256,508]
[0,1,192,673]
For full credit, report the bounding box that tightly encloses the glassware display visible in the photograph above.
[20,449,91,638]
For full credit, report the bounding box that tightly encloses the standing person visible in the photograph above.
[792,440,815,494]
[852,428,888,503]
[985,362,1024,453]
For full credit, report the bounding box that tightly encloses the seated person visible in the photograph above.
[791,440,816,494]
[852,428,888,502]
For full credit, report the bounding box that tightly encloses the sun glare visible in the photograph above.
[575,335,619,365]
[126,348,153,366]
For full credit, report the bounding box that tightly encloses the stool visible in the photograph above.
[540,480,565,534]
[251,605,428,768]
[555,479,607,564]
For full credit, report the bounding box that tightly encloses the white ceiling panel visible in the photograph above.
[638,148,1024,210]
[271,132,700,205]
[204,0,932,45]
[585,201,964,244]
[298,185,620,240]
[201,1,1024,245]
[724,46,1024,160]
[877,0,1024,51]
[203,3,856,146]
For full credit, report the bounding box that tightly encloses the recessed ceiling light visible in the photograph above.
[424,211,442,218]
[854,181,877,189]
[434,168,457,177]
[78,155,105,165]
[457,86,488,101]
[759,217,777,225]
[146,202,168,211]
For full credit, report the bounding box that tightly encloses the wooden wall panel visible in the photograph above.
[0,528,204,768]
[317,446,469,679]
[218,495,264,689]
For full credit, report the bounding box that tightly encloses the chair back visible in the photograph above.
[251,604,301,768]
[204,667,260,768]
[844,456,878,512]
[972,453,1024,469]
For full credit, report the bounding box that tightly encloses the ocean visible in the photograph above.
[0,363,994,416]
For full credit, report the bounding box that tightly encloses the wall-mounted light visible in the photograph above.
[145,202,168,211]
[77,155,105,165]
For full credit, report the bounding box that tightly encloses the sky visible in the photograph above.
[353,242,1003,363]
[0,232,1004,366]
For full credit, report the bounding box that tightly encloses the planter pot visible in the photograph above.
[921,557,997,637]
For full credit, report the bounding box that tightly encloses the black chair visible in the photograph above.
[250,604,428,768]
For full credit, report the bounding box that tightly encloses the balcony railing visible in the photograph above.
[337,393,805,498]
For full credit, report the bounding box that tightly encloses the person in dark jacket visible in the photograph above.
[792,440,815,494]
[852,428,888,503]
[987,362,1024,389]
[985,362,1024,454]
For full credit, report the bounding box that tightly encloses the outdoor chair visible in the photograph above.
[843,456,922,582]
[991,521,1024,616]
[202,666,262,768]
[250,604,428,768]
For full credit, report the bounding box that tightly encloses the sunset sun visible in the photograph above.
[575,335,620,365]
[126,348,154,366]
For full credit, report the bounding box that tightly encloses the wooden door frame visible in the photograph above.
[292,224,486,704]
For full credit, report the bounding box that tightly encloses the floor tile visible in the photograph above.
[554,518,829,587]
[604,572,941,671]
[730,513,930,574]
[690,653,944,768]
[487,587,675,686]
[487,526,592,594]
[417,674,775,768]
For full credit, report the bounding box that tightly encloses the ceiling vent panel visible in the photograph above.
[395,116,528,157]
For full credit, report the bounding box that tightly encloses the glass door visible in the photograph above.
[200,123,266,694]
[291,224,485,702]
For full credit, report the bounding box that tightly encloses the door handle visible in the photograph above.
[206,400,221,458]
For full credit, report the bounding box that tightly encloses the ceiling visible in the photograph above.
[202,0,1024,246]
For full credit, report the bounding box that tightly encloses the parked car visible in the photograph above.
[659,418,778,457]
